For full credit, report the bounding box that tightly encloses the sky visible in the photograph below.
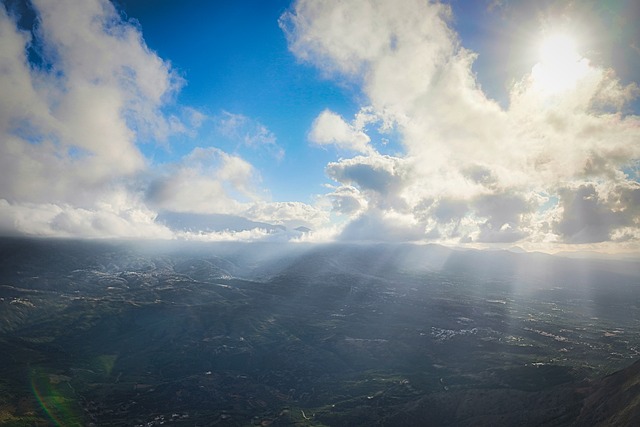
[1,0,639,253]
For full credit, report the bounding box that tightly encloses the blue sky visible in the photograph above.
[1,0,639,253]
[116,0,393,203]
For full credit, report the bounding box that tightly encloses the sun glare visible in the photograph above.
[531,33,588,94]
[539,34,578,65]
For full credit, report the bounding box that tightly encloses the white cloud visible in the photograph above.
[145,146,330,235]
[325,185,367,215]
[308,109,372,153]
[0,197,172,239]
[326,154,409,210]
[244,201,328,230]
[0,0,181,210]
[146,147,258,215]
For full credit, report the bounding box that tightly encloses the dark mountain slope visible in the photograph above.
[574,358,640,426]
[381,359,640,427]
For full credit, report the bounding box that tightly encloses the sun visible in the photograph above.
[539,34,578,66]
[531,33,588,94]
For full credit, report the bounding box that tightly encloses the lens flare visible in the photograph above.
[30,368,83,427]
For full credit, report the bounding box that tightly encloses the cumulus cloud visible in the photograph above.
[326,154,409,209]
[144,146,329,236]
[325,185,367,215]
[0,0,184,236]
[308,109,372,153]
[146,147,258,215]
[283,0,640,250]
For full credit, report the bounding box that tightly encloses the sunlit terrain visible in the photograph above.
[1,238,639,425]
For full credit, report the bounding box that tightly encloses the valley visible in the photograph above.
[0,238,638,426]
